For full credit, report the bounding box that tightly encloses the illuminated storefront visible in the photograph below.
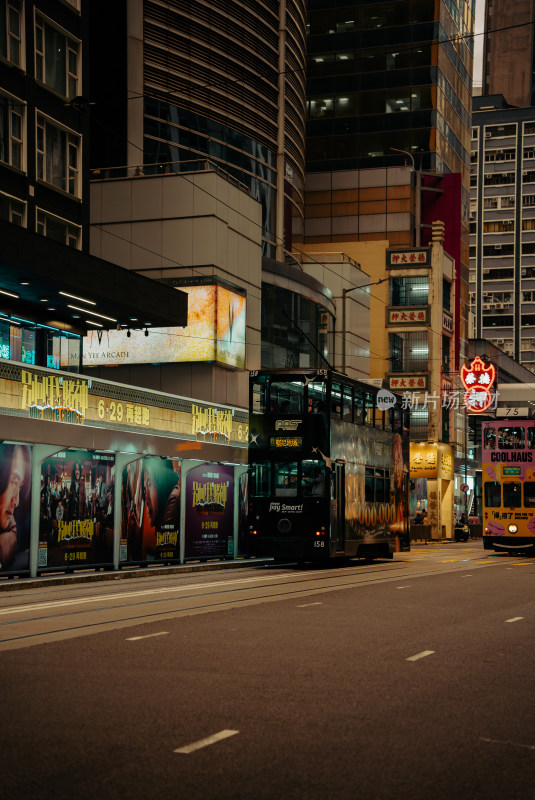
[0,360,248,577]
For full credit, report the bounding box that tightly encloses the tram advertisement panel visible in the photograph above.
[121,457,181,562]
[0,442,31,574]
[39,450,115,568]
[185,463,234,558]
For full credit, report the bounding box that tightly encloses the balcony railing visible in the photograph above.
[90,159,250,194]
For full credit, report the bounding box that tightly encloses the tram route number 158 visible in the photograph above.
[313,540,325,548]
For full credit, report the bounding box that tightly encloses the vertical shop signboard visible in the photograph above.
[185,463,234,558]
[0,442,32,574]
[39,450,115,568]
[121,457,181,563]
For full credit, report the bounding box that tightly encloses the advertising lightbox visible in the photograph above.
[0,443,31,574]
[83,284,246,368]
[184,463,234,559]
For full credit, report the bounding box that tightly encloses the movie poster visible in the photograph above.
[39,450,115,568]
[185,463,234,559]
[121,457,181,563]
[0,443,31,574]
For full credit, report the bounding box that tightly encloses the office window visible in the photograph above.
[0,91,23,169]
[0,0,22,67]
[35,14,80,98]
[36,209,81,248]
[390,276,429,306]
[389,331,429,372]
[0,190,25,225]
[36,113,80,196]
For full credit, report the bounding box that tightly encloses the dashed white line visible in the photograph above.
[480,737,535,751]
[126,631,169,641]
[396,586,411,589]
[505,617,524,623]
[297,602,322,607]
[174,729,239,754]
[406,650,435,662]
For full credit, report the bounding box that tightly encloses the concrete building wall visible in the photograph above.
[88,170,263,407]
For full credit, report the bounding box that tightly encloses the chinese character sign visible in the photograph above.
[461,356,497,414]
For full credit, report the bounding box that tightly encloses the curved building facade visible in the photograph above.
[91,0,307,259]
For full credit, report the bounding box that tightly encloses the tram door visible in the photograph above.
[335,462,345,552]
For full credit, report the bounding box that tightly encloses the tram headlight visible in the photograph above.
[508,524,518,534]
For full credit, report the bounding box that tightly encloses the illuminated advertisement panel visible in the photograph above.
[0,443,31,574]
[38,450,115,568]
[83,284,246,368]
[184,463,234,559]
[121,457,181,563]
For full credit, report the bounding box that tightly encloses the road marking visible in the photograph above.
[126,631,169,641]
[396,586,411,589]
[505,617,524,623]
[461,575,472,578]
[297,602,322,607]
[406,650,435,662]
[480,737,535,751]
[174,729,239,754]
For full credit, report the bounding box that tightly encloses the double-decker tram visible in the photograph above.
[482,419,535,554]
[246,369,410,562]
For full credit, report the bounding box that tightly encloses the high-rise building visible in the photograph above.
[470,94,535,370]
[90,0,307,260]
[483,0,535,108]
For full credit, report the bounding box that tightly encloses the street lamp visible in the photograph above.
[389,146,415,170]
[340,278,385,374]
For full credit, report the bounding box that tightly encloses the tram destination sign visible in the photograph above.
[269,436,303,449]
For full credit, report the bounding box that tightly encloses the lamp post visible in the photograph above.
[389,146,415,170]
[340,278,384,374]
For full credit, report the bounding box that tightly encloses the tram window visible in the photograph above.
[392,407,402,433]
[353,390,364,425]
[403,409,410,432]
[302,460,326,497]
[524,481,535,507]
[308,380,326,413]
[483,427,496,449]
[250,463,271,497]
[375,409,386,430]
[503,482,521,508]
[252,379,268,414]
[331,382,342,416]
[384,408,393,432]
[528,428,535,449]
[365,467,374,502]
[374,469,389,502]
[498,427,525,449]
[269,381,304,413]
[484,481,501,507]
[342,386,353,421]
[274,462,299,497]
[365,393,375,426]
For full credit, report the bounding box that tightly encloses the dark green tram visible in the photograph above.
[246,369,410,563]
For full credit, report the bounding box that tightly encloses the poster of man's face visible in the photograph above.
[0,443,31,573]
[121,457,181,563]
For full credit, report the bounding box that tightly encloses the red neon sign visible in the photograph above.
[460,356,496,413]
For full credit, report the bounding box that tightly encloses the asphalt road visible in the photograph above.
[1,543,534,800]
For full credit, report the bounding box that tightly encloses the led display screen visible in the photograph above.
[83,285,246,368]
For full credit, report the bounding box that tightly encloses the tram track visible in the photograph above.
[0,554,501,647]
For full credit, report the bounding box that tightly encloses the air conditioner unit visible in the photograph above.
[483,303,491,309]
[485,132,492,138]
[522,268,527,276]
[497,339,504,344]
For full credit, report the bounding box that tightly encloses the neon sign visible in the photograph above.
[460,356,497,413]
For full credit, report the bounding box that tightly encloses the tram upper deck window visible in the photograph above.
[354,390,364,425]
[365,392,375,426]
[528,427,535,449]
[252,377,268,414]
[274,461,298,497]
[503,482,521,507]
[498,427,525,449]
[331,382,342,416]
[250,463,271,497]
[343,385,353,421]
[483,427,496,449]
[484,481,501,507]
[308,380,327,413]
[392,406,402,434]
[269,380,304,413]
[524,480,535,507]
